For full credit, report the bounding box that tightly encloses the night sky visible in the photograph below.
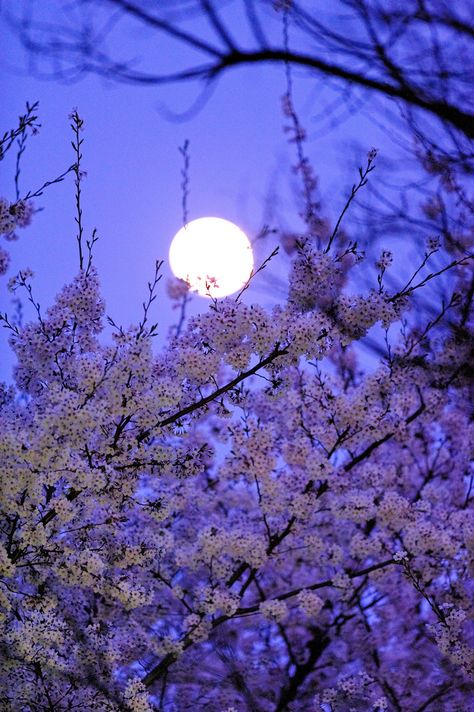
[1,2,394,379]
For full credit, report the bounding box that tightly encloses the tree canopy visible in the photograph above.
[0,3,473,709]
[0,102,473,710]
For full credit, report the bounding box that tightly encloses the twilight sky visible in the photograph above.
[0,2,395,380]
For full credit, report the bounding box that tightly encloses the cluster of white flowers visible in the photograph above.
[404,518,456,557]
[336,290,398,342]
[429,609,474,677]
[123,679,154,712]
[197,586,240,616]
[259,598,288,622]
[332,491,376,524]
[296,589,324,617]
[377,491,412,529]
[331,572,353,600]
[350,531,382,559]
[182,526,268,572]
[375,249,393,270]
[113,580,153,610]
[0,245,9,275]
[288,246,344,312]
[174,345,221,381]
[0,198,34,274]
[186,617,212,643]
[154,635,185,657]
[314,672,383,711]
[0,198,16,235]
[0,197,33,235]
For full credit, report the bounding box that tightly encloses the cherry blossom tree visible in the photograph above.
[0,102,473,712]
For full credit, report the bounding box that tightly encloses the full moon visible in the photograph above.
[169,217,254,298]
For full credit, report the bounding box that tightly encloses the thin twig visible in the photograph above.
[390,254,472,301]
[70,110,85,270]
[235,245,279,301]
[0,101,40,161]
[14,129,28,201]
[325,150,377,253]
[137,260,164,339]
[179,139,190,226]
[22,165,74,201]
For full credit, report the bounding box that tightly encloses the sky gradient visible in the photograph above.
[0,2,393,380]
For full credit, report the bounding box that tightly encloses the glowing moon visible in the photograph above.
[169,217,254,298]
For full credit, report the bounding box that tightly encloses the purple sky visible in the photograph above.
[0,2,394,380]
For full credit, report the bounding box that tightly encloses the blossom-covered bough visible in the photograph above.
[0,109,473,712]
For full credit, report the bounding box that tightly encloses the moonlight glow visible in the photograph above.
[169,217,254,298]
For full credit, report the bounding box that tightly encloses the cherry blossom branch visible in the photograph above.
[399,558,446,623]
[325,149,377,253]
[224,388,426,605]
[403,293,461,359]
[85,228,99,277]
[22,165,74,201]
[232,558,396,617]
[281,6,318,235]
[70,110,85,271]
[142,558,396,687]
[234,245,280,302]
[14,122,29,201]
[137,343,289,439]
[415,684,454,712]
[0,100,40,161]
[228,393,425,599]
[36,345,289,528]
[392,245,439,297]
[0,311,20,335]
[344,397,425,472]
[390,253,472,302]
[275,626,329,712]
[136,259,163,339]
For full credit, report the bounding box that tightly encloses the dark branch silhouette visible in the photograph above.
[5,0,474,142]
